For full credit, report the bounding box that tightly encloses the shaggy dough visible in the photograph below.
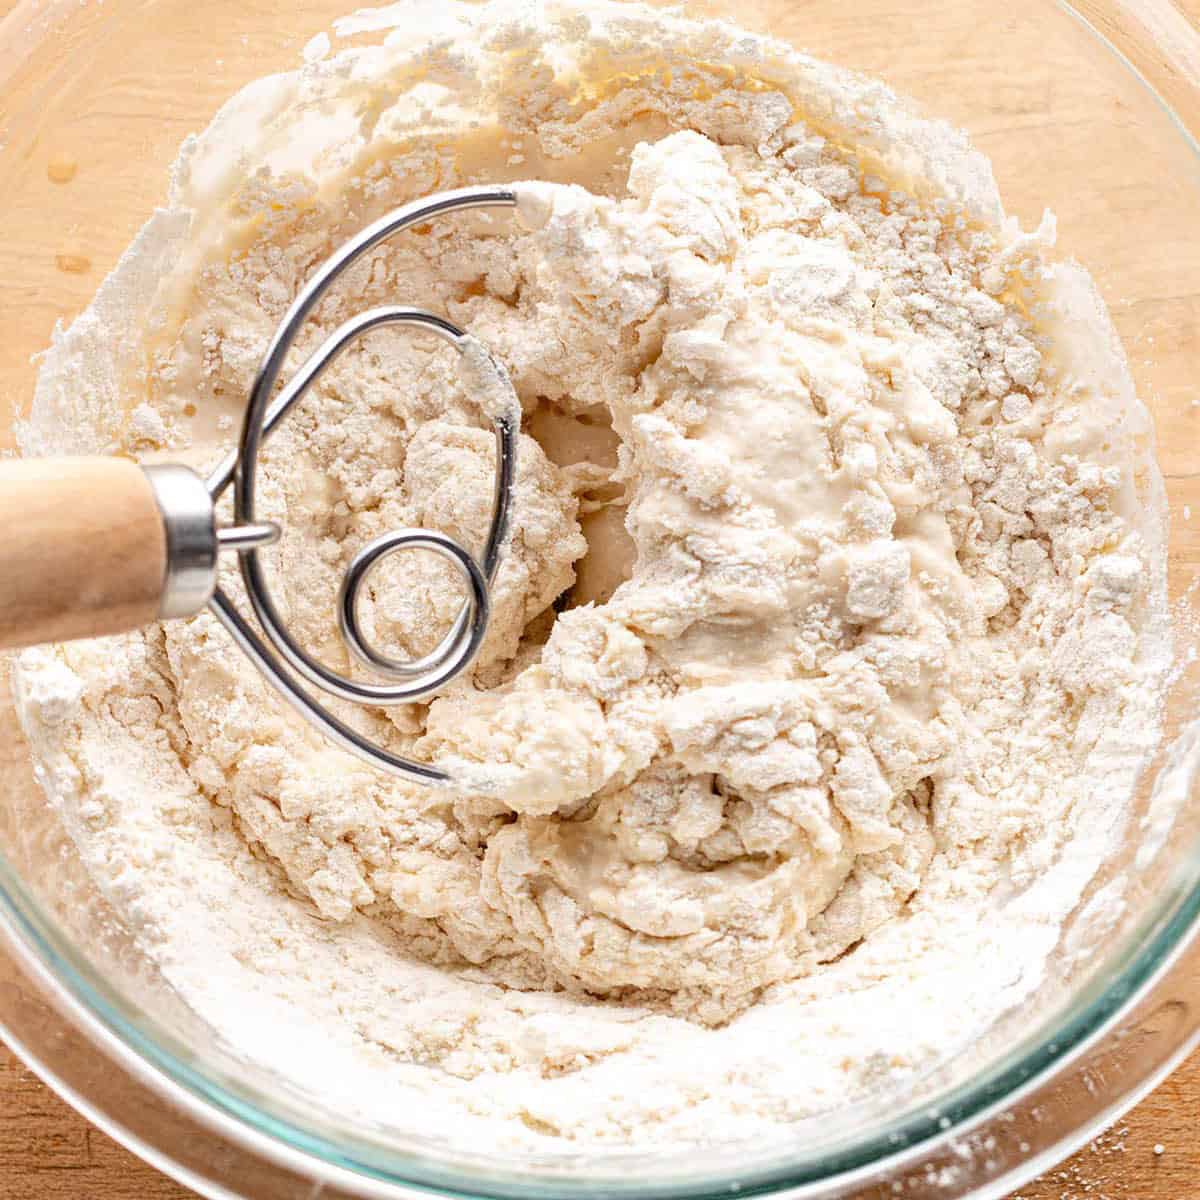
[72,117,1154,1023]
[13,0,1170,1139]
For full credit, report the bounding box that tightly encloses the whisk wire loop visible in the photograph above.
[204,186,520,785]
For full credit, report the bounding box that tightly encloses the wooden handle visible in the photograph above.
[0,457,166,650]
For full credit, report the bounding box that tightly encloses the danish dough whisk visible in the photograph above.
[0,186,521,787]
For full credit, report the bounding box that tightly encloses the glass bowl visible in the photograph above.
[1,0,1199,1196]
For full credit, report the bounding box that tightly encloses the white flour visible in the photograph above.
[12,0,1171,1156]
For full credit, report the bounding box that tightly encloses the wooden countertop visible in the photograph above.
[1,0,1198,1196]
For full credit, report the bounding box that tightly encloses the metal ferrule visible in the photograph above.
[143,464,219,620]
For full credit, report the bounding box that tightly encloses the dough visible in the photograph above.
[12,0,1171,1150]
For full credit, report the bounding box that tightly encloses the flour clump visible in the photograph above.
[12,0,1170,1153]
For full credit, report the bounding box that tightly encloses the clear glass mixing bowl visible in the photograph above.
[1,0,1199,1196]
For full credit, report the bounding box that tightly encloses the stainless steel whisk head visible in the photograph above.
[190,186,521,786]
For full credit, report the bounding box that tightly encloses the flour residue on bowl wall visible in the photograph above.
[10,0,1175,1156]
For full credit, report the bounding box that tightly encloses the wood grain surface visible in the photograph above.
[1,0,1199,1196]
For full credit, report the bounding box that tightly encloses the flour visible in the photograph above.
[11,0,1171,1157]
